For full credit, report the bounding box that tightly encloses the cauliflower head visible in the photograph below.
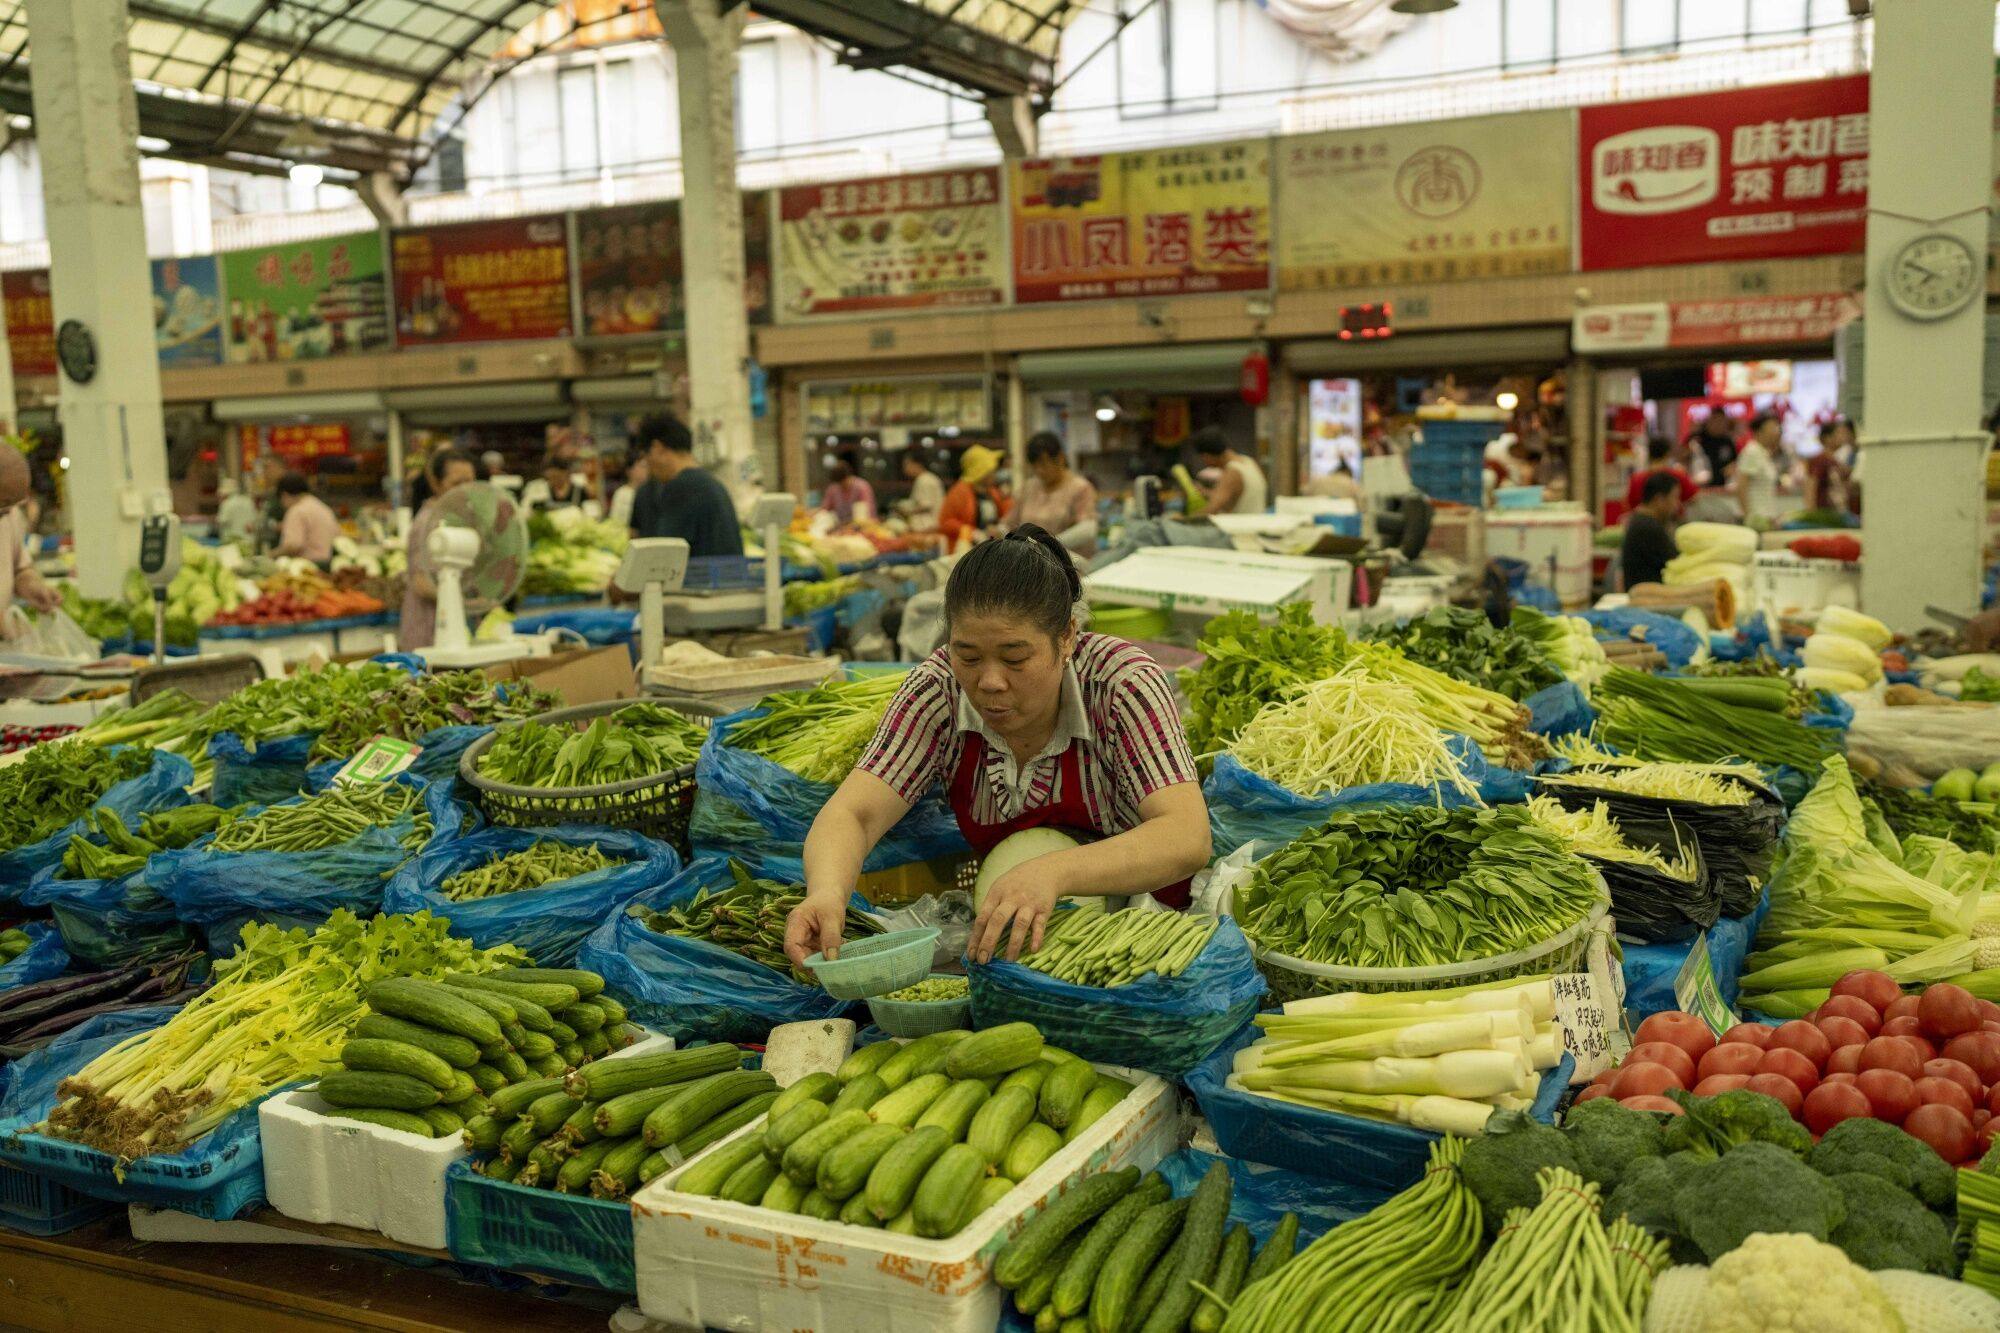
[1695,1233,1905,1333]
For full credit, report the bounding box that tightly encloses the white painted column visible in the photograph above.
[0,293,16,436]
[655,0,757,494]
[1006,369,1027,496]
[25,0,170,597]
[386,409,409,536]
[1858,0,1992,625]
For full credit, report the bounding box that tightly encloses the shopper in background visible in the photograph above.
[897,449,944,532]
[0,448,56,637]
[215,477,259,546]
[609,455,647,530]
[274,472,340,569]
[1004,431,1098,555]
[938,444,1005,549]
[1733,411,1784,526]
[398,447,480,651]
[480,449,522,493]
[1191,425,1267,515]
[1624,436,1698,515]
[630,412,742,559]
[1302,461,1362,502]
[1806,418,1855,516]
[1621,471,1681,589]
[521,454,599,518]
[819,450,876,526]
[1684,411,1744,523]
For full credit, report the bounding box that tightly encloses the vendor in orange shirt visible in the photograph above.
[937,445,1009,549]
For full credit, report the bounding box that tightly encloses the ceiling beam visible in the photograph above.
[123,2,434,88]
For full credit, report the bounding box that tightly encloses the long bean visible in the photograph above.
[209,782,430,853]
[440,842,618,901]
[1022,909,1218,987]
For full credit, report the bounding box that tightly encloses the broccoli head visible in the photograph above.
[1824,1173,1958,1277]
[1662,1089,1812,1159]
[1563,1096,1665,1192]
[1605,1152,1710,1265]
[1670,1141,1847,1262]
[1804,1116,1958,1212]
[1459,1110,1581,1237]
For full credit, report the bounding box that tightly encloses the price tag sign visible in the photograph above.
[334,736,422,785]
[1552,971,1621,1083]
[1675,931,1737,1036]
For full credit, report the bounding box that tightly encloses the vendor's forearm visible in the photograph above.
[1039,817,1209,899]
[802,803,874,905]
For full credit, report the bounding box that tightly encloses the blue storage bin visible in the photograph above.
[1407,441,1487,507]
[0,1160,116,1236]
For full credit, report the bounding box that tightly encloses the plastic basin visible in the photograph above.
[804,927,939,1000]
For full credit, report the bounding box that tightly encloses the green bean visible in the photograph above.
[209,782,431,854]
[440,842,619,901]
[628,858,880,980]
[1020,909,1216,988]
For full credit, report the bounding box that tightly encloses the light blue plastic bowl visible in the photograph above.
[804,927,940,1000]
[867,974,973,1037]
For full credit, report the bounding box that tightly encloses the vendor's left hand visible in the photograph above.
[18,579,56,613]
[968,865,1059,964]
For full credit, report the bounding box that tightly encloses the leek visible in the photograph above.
[1227,1080,1497,1137]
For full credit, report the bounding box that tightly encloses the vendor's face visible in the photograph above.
[947,612,1073,734]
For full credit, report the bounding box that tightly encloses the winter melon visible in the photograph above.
[972,828,1090,912]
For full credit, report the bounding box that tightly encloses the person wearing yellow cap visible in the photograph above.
[938,444,1007,549]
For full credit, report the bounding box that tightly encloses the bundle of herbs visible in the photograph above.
[191,662,412,752]
[0,742,154,853]
[310,672,558,764]
[1361,606,1563,701]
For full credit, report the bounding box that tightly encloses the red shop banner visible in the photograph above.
[269,422,352,460]
[2,270,54,378]
[1578,74,1869,271]
[392,215,572,346]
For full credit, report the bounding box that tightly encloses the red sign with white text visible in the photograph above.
[391,215,572,345]
[1578,75,1870,271]
[2,270,54,378]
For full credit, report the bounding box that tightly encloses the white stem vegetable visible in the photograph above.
[1242,1048,1530,1099]
[1280,976,1555,1024]
[1259,1011,1531,1068]
[1226,1079,1498,1137]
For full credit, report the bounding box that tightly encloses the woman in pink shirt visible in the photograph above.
[1004,432,1098,554]
[275,472,341,568]
[819,451,876,526]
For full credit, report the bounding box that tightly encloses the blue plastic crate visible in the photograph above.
[683,556,767,592]
[0,1161,116,1236]
[1416,418,1506,446]
[1407,442,1487,506]
[444,1159,634,1292]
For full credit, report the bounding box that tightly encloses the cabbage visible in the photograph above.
[1817,606,1892,652]
[1673,522,1758,563]
[1794,666,1868,695]
[1803,632,1883,683]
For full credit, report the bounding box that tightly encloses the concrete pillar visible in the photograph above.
[385,409,407,533]
[656,0,757,494]
[1567,358,1597,513]
[0,297,15,437]
[1269,362,1299,498]
[1858,0,1992,626]
[985,97,1038,159]
[1006,368,1026,497]
[354,171,408,228]
[25,0,170,597]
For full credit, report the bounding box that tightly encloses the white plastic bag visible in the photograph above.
[0,606,99,664]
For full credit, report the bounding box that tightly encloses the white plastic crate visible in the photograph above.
[629,1064,1178,1333]
[1749,550,1861,619]
[259,1033,673,1251]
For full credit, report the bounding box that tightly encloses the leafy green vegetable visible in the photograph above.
[1182,604,1352,754]
[1962,666,2000,702]
[1593,667,1841,771]
[310,672,558,764]
[1863,778,2000,854]
[726,673,906,785]
[479,701,707,788]
[0,741,153,852]
[1361,606,1562,701]
[195,662,412,751]
[1662,1089,1812,1158]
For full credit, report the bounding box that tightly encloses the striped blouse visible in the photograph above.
[855,632,1198,830]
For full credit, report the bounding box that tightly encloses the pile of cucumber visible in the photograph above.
[463,1044,778,1199]
[312,966,641,1141]
[994,1160,1301,1333]
[668,1022,1134,1239]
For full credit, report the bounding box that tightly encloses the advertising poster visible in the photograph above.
[1578,74,1869,270]
[1010,140,1270,303]
[391,215,572,345]
[574,195,771,337]
[220,230,390,363]
[776,168,1006,317]
[151,255,225,368]
[2,270,53,378]
[1277,110,1571,288]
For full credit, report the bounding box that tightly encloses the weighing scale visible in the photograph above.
[1084,546,1353,623]
[138,513,182,667]
[656,493,799,636]
[616,537,690,673]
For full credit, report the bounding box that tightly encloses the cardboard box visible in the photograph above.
[485,645,636,706]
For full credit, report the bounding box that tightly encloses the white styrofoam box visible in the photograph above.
[1749,550,1861,619]
[260,1033,673,1251]
[1486,509,1595,610]
[629,1065,1178,1333]
[127,1204,371,1248]
[762,1018,857,1088]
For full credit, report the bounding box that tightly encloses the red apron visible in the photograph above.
[947,732,1191,909]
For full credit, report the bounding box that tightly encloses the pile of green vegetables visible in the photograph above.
[0,928,31,965]
[522,513,627,596]
[1225,667,1478,799]
[0,742,153,853]
[1591,667,1839,772]
[311,672,558,764]
[783,574,861,617]
[1961,1140,2000,1296]
[479,701,708,789]
[58,804,244,881]
[1021,908,1218,987]
[194,662,414,751]
[1235,804,1604,971]
[1361,606,1562,701]
[1863,777,2000,854]
[727,673,905,785]
[439,842,619,902]
[1961,666,2000,702]
[1681,655,1822,718]
[208,781,431,854]
[628,860,880,979]
[1509,608,1609,695]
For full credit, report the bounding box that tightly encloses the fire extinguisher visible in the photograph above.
[1239,348,1270,406]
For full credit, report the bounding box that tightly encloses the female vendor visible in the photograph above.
[784,525,1211,968]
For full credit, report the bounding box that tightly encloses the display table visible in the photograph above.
[198,616,396,665]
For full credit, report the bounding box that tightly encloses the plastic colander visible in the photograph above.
[803,927,940,1000]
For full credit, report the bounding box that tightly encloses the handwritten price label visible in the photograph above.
[1552,971,1620,1082]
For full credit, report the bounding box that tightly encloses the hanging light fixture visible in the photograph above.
[1391,0,1458,13]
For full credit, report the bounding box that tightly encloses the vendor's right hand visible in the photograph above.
[784,893,848,968]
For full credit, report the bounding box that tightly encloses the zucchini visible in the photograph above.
[1191,1224,1251,1333]
[642,1070,777,1148]
[316,1071,441,1111]
[1088,1198,1189,1333]
[468,1063,508,1095]
[443,972,581,1012]
[720,1152,784,1205]
[838,1191,881,1228]
[781,1108,875,1186]
[483,1155,523,1184]
[761,1172,812,1213]
[556,1137,620,1193]
[564,1044,740,1101]
[1138,1159,1231,1333]
[526,1091,583,1136]
[1051,1175,1171,1315]
[836,1040,899,1084]
[560,1002,606,1034]
[995,1165,1142,1291]
[1003,1122,1064,1182]
[418,1105,466,1137]
[969,1175,1014,1218]
[590,1135,651,1199]
[868,1073,950,1128]
[877,1032,960,1090]
[341,1038,457,1091]
[828,1072,887,1116]
[864,1124,954,1221]
[560,1101,602,1145]
[463,1114,505,1154]
[1039,1059,1096,1131]
[672,1090,779,1159]
[914,1079,989,1141]
[493,1050,530,1083]
[354,1013,481,1068]
[363,978,501,1047]
[967,1085,1037,1167]
[485,966,606,997]
[885,1207,919,1235]
[799,1188,841,1221]
[1064,1083,1127,1144]
[1242,1212,1298,1288]
[999,1062,1051,1097]
[578,1029,610,1060]
[597,1084,693,1140]
[816,1123,908,1201]
[764,1100,831,1161]
[441,985,519,1028]
[676,1134,769,1198]
[329,1108,432,1136]
[596,994,628,1025]
[944,1022,1043,1080]
[770,1071,840,1120]
[499,1117,540,1161]
[638,1151,670,1186]
[912,1143,989,1238]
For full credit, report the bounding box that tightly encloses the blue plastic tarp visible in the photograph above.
[209,731,318,808]
[0,750,194,895]
[19,863,193,968]
[511,608,637,647]
[1622,886,1771,1020]
[1580,607,1703,668]
[0,923,67,990]
[1524,680,1594,739]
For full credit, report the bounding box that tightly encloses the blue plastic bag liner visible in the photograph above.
[1524,681,1594,740]
[1623,887,1770,1020]
[18,864,194,969]
[690,707,966,881]
[1805,691,1854,731]
[150,777,467,955]
[1154,1145,1387,1242]
[209,730,318,808]
[0,1004,270,1219]
[577,853,855,1043]
[1580,607,1703,668]
[1205,742,1527,859]
[0,923,67,990]
[965,915,1265,1078]
[787,604,839,653]
[1187,1018,1571,1195]
[511,607,637,647]
[301,721,494,788]
[0,749,194,894]
[384,825,678,966]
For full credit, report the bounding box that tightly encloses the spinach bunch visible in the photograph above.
[0,742,154,852]
[1360,606,1562,702]
[1182,605,1353,753]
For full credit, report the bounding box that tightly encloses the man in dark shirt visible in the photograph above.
[627,412,743,558]
[1621,470,1680,589]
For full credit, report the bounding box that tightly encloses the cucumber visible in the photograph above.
[1064,1083,1127,1144]
[1089,1199,1189,1333]
[914,1079,988,1141]
[799,1188,841,1221]
[828,1073,887,1116]
[770,1071,840,1120]
[816,1123,908,1201]
[597,1084,692,1139]
[1039,1059,1095,1130]
[999,1062,1051,1097]
[418,1105,466,1137]
[1003,1122,1064,1182]
[493,1049,530,1083]
[836,1039,899,1084]
[909,1030,973,1079]
[315,1071,441,1111]
[341,1038,457,1091]
[448,1093,489,1120]
[864,1124,953,1221]
[1242,1212,1299,1288]
[1128,1228,1188,1333]
[559,1002,606,1034]
[967,1085,1037,1167]
[362,978,501,1047]
[676,1134,769,1197]
[483,1155,523,1184]
[513,1029,558,1060]
[912,1143,988,1238]
[885,1207,919,1235]
[672,1090,779,1159]
[560,1101,602,1145]
[484,966,606,997]
[839,1191,881,1228]
[557,1042,587,1068]
[441,1070,478,1105]
[642,1070,777,1148]
[578,1029,610,1060]
[1191,1224,1252,1333]
[459,983,554,1033]
[1035,1306,1062,1333]
[944,1022,1043,1080]
[556,1137,620,1193]
[354,1013,481,1068]
[1138,1159,1231,1333]
[525,1090,583,1136]
[719,1152,784,1205]
[781,1109,874,1186]
[502,1021,534,1051]
[764,1100,832,1161]
[499,1117,539,1162]
[1051,1176,1172,1315]
[590,1136,652,1199]
[463,1114,504,1154]
[443,973,581,1012]
[877,1032,959,1090]
[547,1017,580,1046]
[994,1165,1141,1290]
[564,1044,741,1101]
[450,986,520,1028]
[761,1172,812,1213]
[329,1107,432,1135]
[868,1073,951,1128]
[596,995,628,1025]
[468,1064,508,1095]
[1013,1237,1075,1317]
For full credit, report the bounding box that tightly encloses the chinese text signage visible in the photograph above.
[1579,75,1869,270]
[1573,293,1856,354]
[269,422,352,460]
[1010,141,1270,303]
[392,215,571,345]
[575,196,770,337]
[221,230,389,363]
[1278,110,1571,289]
[777,168,1005,317]
[2,270,53,378]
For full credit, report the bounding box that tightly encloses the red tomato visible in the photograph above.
[1856,1067,1920,1123]
[1922,1057,1982,1102]
[1942,1031,2000,1086]
[1976,1109,1992,1133]
[1918,983,1982,1041]
[1884,995,1923,1022]
[1815,1016,1871,1051]
[1817,994,1884,1037]
[1802,1080,1875,1135]
[1823,1071,1859,1086]
[1826,1045,1865,1076]
[1719,1023,1774,1050]
[1589,1066,1620,1088]
[1696,1043,1767,1083]
[1574,1083,1615,1105]
[1757,1046,1820,1098]
[1692,1074,1753,1097]
[1989,1083,2000,1117]
[1770,1020,1832,1070]
[1620,1095,1685,1115]
[1860,1036,1927,1080]
[1746,1072,1805,1117]
[1903,1103,1975,1163]
[1915,1076,1977,1118]
[1978,999,2000,1025]
[1832,970,1904,1014]
[1633,1012,1718,1064]
[1626,1042,1698,1087]
[1610,1062,1685,1100]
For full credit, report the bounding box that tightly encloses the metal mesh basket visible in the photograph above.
[130,654,266,707]
[456,697,730,858]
